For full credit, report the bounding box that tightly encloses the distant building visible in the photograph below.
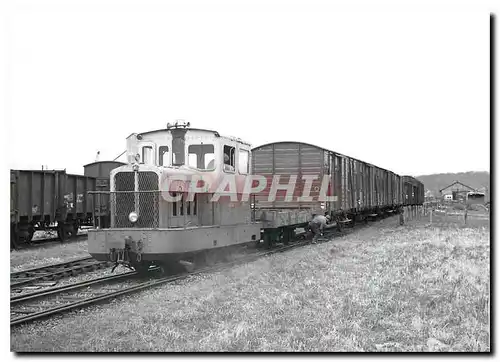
[467,192,485,205]
[439,181,476,202]
[475,186,490,203]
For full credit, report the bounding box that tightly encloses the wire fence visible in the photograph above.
[401,205,490,229]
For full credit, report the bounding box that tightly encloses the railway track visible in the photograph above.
[11,257,114,290]
[11,233,89,251]
[10,217,388,327]
[11,271,138,326]
[10,240,311,327]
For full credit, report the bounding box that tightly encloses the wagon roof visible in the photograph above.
[251,141,399,176]
[83,161,126,167]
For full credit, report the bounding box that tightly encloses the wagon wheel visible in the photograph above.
[69,223,79,239]
[335,217,343,232]
[11,226,19,250]
[282,228,290,245]
[263,232,273,249]
[57,225,69,242]
[26,227,35,244]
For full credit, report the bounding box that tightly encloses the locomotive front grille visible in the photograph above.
[137,172,159,228]
[112,171,159,228]
[115,172,135,192]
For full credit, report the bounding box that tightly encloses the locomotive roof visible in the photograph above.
[134,127,220,138]
[130,127,252,146]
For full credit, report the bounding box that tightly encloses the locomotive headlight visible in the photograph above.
[129,211,139,223]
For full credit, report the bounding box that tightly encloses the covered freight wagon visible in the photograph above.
[250,141,403,245]
[251,141,401,217]
[401,176,424,206]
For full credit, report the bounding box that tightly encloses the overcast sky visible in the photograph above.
[5,1,492,177]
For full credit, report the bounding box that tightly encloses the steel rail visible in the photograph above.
[11,257,113,289]
[10,216,385,327]
[10,236,317,327]
[11,271,137,303]
[11,256,95,278]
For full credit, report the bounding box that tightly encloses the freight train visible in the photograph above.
[85,122,424,273]
[10,161,125,248]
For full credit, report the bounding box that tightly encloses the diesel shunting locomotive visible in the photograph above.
[85,122,424,272]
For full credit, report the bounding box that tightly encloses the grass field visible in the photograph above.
[10,217,490,352]
[10,239,90,272]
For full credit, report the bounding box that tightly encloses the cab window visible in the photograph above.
[223,145,235,173]
[142,146,153,165]
[159,146,169,166]
[239,149,249,174]
[188,144,215,170]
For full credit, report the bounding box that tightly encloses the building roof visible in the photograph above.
[439,181,476,193]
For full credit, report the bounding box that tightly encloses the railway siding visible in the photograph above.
[11,217,489,352]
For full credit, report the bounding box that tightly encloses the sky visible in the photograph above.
[5,1,492,177]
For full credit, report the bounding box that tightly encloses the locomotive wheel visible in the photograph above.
[131,262,152,275]
[172,260,193,273]
[194,249,219,267]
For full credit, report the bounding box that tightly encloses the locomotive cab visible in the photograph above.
[87,122,261,271]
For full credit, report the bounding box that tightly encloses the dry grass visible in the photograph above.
[10,239,90,272]
[11,219,490,352]
[427,211,490,229]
